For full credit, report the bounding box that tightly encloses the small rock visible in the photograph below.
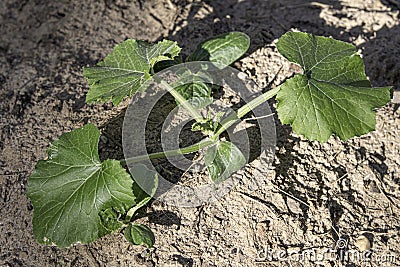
[286,197,302,214]
[392,89,400,104]
[355,235,371,251]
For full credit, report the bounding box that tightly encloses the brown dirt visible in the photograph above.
[1,0,399,266]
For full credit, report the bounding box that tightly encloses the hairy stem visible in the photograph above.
[212,86,281,139]
[121,86,281,164]
[121,139,214,165]
[157,78,204,123]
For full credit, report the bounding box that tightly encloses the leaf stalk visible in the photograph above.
[120,86,281,164]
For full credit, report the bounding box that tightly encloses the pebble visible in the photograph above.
[392,89,400,104]
[355,235,371,251]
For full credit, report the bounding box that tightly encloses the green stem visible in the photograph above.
[212,86,281,139]
[121,139,214,165]
[120,86,281,165]
[157,78,204,123]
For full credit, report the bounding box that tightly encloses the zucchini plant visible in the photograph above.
[27,31,392,248]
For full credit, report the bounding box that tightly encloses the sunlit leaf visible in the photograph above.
[84,39,181,105]
[205,141,246,183]
[276,32,392,142]
[124,223,155,248]
[27,124,136,248]
[188,32,250,67]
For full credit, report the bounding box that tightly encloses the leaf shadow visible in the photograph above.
[163,0,349,57]
[98,110,126,162]
[147,210,181,227]
[145,93,204,188]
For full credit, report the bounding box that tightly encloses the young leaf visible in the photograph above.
[27,124,136,248]
[124,223,155,248]
[84,39,181,105]
[192,111,224,135]
[175,82,213,109]
[188,32,250,67]
[276,32,392,142]
[205,141,246,183]
[173,70,214,109]
[98,208,124,233]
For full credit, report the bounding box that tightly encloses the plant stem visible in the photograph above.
[120,86,281,165]
[157,78,204,123]
[212,86,281,139]
[121,138,214,165]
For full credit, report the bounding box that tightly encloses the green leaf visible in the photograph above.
[175,82,213,109]
[188,32,250,67]
[98,208,123,233]
[27,124,136,248]
[276,32,392,142]
[124,224,155,248]
[191,111,224,135]
[170,67,214,109]
[205,141,246,183]
[84,39,181,105]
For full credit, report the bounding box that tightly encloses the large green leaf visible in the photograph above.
[27,124,136,248]
[276,32,392,142]
[124,223,155,248]
[205,141,246,183]
[84,39,181,105]
[188,32,250,66]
